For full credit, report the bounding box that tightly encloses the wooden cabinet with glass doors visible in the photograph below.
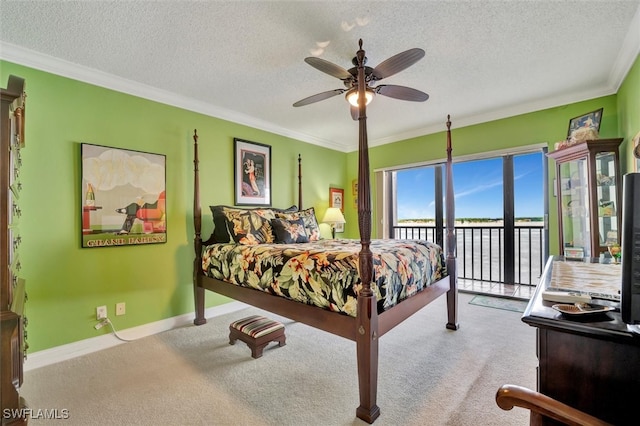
[548,138,623,259]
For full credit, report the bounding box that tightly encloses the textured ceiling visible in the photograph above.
[1,1,639,152]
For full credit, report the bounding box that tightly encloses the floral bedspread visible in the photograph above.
[202,239,447,317]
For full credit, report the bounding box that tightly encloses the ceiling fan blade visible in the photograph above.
[371,48,425,80]
[375,85,429,102]
[293,89,345,107]
[304,57,353,80]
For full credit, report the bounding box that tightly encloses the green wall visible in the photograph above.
[617,54,640,172]
[1,61,345,352]
[344,96,621,253]
[343,53,639,244]
[3,51,638,353]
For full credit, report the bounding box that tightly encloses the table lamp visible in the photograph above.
[322,207,346,239]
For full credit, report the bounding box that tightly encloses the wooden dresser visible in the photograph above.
[1,75,28,425]
[523,256,640,425]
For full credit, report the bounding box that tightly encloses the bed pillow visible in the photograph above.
[209,205,298,242]
[210,205,235,242]
[271,218,309,244]
[223,209,275,245]
[276,207,320,241]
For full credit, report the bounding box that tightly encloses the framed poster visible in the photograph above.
[81,143,166,248]
[329,187,344,233]
[234,138,271,206]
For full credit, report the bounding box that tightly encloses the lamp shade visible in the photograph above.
[322,207,346,224]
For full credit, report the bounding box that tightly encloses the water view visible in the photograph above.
[395,152,545,286]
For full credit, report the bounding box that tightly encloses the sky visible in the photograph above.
[396,152,544,220]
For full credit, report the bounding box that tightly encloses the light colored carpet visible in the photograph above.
[22,293,536,425]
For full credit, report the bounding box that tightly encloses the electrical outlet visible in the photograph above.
[96,305,107,320]
[116,302,126,316]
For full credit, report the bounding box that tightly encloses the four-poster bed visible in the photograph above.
[192,42,458,424]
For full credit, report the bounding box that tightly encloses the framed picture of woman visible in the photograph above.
[234,138,271,206]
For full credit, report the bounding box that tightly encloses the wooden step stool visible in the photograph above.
[229,315,286,359]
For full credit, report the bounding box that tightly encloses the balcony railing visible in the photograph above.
[393,224,545,286]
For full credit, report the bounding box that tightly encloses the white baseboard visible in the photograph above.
[24,301,248,372]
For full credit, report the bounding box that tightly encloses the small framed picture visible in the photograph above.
[352,179,358,207]
[234,138,271,206]
[329,187,344,233]
[567,108,603,138]
[329,187,344,211]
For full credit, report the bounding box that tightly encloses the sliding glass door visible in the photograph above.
[384,148,547,287]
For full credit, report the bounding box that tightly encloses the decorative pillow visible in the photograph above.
[210,205,235,243]
[209,205,298,242]
[271,218,309,244]
[222,209,274,245]
[276,207,320,241]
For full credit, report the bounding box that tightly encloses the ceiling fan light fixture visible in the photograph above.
[346,88,374,107]
[294,40,426,112]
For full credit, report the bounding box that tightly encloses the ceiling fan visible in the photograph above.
[293,39,429,119]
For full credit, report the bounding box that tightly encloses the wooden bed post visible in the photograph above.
[444,116,459,330]
[189,48,457,423]
[354,39,381,424]
[297,154,303,209]
[193,129,206,326]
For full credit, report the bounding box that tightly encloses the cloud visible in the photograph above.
[514,169,532,181]
[83,149,164,195]
[455,179,503,199]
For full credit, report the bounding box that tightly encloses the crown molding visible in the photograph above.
[366,8,640,152]
[0,42,347,152]
[609,4,640,91]
[3,26,637,156]
[366,84,620,152]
